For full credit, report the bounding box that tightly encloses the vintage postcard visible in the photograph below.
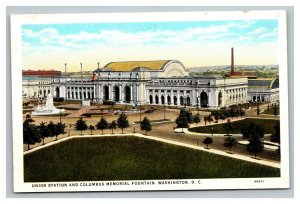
[11,11,289,192]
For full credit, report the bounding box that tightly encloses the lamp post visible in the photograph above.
[59,111,62,124]
[163,104,166,121]
[80,62,83,106]
[64,63,67,104]
[197,97,200,116]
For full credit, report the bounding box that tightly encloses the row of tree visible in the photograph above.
[74,113,152,135]
[201,120,280,158]
[175,109,280,158]
[23,114,66,150]
[211,107,246,122]
[24,112,154,149]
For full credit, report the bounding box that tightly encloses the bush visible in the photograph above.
[53,97,64,102]
[103,100,116,105]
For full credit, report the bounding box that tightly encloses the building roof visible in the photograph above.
[248,78,279,89]
[103,60,172,71]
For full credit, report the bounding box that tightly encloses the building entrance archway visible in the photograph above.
[149,95,153,104]
[218,92,222,107]
[124,86,131,103]
[55,87,60,98]
[103,85,109,101]
[200,91,208,107]
[114,86,120,102]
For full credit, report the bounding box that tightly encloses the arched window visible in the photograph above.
[155,95,159,104]
[124,86,131,103]
[200,92,208,107]
[103,85,109,100]
[173,96,177,106]
[167,95,171,105]
[161,95,165,105]
[149,95,153,104]
[186,96,191,106]
[114,86,120,102]
[218,92,222,107]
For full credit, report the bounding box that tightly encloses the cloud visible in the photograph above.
[23,21,264,49]
[259,28,278,39]
[248,27,267,35]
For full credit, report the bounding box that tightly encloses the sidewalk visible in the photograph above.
[66,106,92,118]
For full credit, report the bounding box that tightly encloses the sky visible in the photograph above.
[22,20,278,71]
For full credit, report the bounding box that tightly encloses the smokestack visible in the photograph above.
[231,47,234,75]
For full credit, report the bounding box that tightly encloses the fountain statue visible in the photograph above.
[32,94,65,116]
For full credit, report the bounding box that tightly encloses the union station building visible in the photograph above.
[50,60,249,109]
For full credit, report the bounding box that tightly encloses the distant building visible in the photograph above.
[22,69,61,98]
[22,76,52,98]
[228,47,257,79]
[22,69,61,77]
[247,77,279,103]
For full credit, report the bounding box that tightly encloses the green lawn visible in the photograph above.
[24,136,279,182]
[262,107,280,115]
[189,118,279,134]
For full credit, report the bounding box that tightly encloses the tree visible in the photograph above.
[223,121,234,136]
[89,125,95,135]
[96,117,109,134]
[193,113,200,126]
[178,109,193,123]
[185,110,194,123]
[256,103,260,115]
[175,110,189,132]
[246,137,264,159]
[223,136,236,153]
[214,115,219,123]
[219,113,226,122]
[203,137,213,149]
[55,122,66,140]
[207,115,213,124]
[47,121,56,138]
[109,120,117,134]
[270,121,280,143]
[241,123,265,139]
[270,121,280,155]
[274,103,278,116]
[239,109,245,118]
[23,117,41,150]
[117,112,130,133]
[140,117,152,135]
[38,122,49,145]
[75,117,88,135]
[204,116,208,125]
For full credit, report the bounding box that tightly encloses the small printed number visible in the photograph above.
[254,180,264,183]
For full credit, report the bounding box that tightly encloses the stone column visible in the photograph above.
[170,90,174,105]
[108,85,111,100]
[158,90,161,104]
[99,85,102,102]
[130,85,133,101]
[119,85,122,102]
[136,85,140,102]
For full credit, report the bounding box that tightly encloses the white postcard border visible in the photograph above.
[11,10,290,192]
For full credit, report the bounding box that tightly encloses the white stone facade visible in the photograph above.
[50,60,248,109]
[22,77,52,98]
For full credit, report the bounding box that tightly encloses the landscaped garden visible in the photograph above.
[24,136,280,182]
[189,118,279,134]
